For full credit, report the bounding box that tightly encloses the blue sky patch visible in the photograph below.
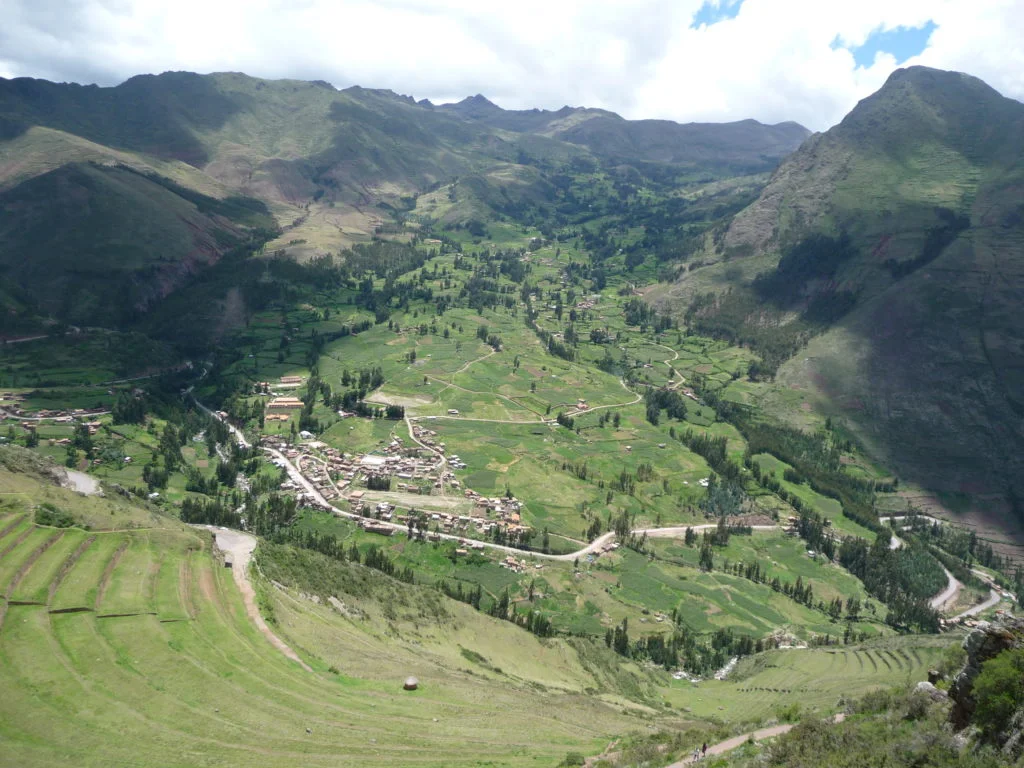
[834,21,937,68]
[691,0,745,29]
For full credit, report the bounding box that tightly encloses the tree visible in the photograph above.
[72,422,93,454]
[699,542,714,571]
[973,647,1024,742]
[613,619,630,655]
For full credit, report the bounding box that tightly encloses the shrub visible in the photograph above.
[35,503,76,528]
[973,647,1024,742]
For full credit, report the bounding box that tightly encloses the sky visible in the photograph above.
[1,0,1022,131]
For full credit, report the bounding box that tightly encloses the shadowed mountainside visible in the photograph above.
[658,66,1024,536]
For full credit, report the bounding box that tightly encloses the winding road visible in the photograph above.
[879,514,962,609]
[880,515,1016,616]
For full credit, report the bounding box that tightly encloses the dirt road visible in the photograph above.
[665,714,846,766]
[954,589,1001,619]
[193,525,312,672]
[880,516,964,612]
[929,564,961,610]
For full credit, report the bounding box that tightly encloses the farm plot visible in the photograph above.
[9,529,89,604]
[50,533,125,611]
[673,635,951,722]
[0,522,658,768]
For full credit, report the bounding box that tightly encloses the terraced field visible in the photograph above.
[671,635,951,722]
[0,512,661,767]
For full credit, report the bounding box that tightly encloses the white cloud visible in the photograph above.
[0,0,1021,130]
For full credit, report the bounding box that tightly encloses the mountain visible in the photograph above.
[440,96,810,174]
[660,66,1024,532]
[0,71,808,329]
[0,163,274,326]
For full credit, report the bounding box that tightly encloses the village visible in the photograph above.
[260,427,536,552]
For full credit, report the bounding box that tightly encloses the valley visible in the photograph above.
[1,63,1022,767]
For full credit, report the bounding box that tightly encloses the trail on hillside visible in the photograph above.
[664,713,846,766]
[193,525,312,672]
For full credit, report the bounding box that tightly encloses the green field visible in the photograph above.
[668,635,950,722]
[0,511,669,767]
[292,510,893,644]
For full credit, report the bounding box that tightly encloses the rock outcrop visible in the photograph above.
[949,617,1024,730]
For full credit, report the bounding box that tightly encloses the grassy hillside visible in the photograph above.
[656,66,1024,540]
[0,446,953,767]
[0,450,672,767]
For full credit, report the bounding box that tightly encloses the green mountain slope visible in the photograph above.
[0,162,274,326]
[0,448,661,767]
[0,70,809,327]
[661,66,1024,532]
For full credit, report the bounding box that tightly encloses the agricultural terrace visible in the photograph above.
[0,502,662,768]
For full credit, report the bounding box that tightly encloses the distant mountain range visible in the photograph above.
[0,71,808,326]
[437,93,809,169]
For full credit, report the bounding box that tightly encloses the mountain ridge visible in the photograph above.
[0,69,809,326]
[657,65,1024,541]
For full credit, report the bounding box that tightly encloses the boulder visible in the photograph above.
[915,681,948,702]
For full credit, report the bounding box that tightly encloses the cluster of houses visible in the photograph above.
[499,555,542,573]
[47,419,104,446]
[0,391,108,424]
[256,375,305,393]
[0,392,27,408]
[353,441,440,491]
[459,490,533,538]
[260,420,535,548]
[410,421,443,448]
